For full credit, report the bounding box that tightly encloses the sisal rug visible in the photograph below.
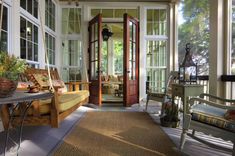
[53,112,180,156]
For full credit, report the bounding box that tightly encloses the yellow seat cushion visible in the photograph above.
[21,90,89,115]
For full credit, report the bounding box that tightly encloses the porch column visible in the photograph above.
[209,0,225,97]
[168,2,178,72]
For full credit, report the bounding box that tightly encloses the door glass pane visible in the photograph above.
[129,22,133,41]
[95,23,98,41]
[133,24,136,42]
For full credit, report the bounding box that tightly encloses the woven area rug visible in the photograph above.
[53,112,180,156]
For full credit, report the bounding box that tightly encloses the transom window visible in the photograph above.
[45,0,56,31]
[20,17,38,62]
[0,5,8,52]
[147,9,167,36]
[62,8,81,34]
[91,9,139,19]
[20,0,38,18]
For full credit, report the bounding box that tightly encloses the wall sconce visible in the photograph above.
[102,24,113,41]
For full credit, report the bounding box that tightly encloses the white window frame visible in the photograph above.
[144,6,169,94]
[45,0,56,31]
[60,6,83,82]
[0,3,10,52]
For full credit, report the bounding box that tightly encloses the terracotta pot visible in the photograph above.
[0,77,18,98]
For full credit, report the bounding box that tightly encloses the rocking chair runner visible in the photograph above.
[180,93,235,156]
[145,71,178,112]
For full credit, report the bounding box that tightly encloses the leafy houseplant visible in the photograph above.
[0,51,27,97]
[160,99,180,128]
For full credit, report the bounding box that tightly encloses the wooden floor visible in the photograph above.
[0,101,233,156]
[102,94,123,103]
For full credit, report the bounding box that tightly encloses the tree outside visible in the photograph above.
[178,0,210,75]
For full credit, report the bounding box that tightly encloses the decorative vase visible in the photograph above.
[0,77,18,98]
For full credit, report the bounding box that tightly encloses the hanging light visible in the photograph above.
[102,24,113,41]
[179,43,198,84]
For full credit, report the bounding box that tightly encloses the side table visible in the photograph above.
[0,91,53,156]
[172,83,204,114]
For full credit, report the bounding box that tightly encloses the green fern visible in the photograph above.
[0,51,27,81]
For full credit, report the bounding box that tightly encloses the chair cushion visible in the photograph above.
[191,104,235,133]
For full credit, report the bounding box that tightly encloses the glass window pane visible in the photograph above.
[34,25,38,43]
[2,6,7,31]
[34,44,38,61]
[20,0,26,10]
[127,9,138,18]
[20,17,26,38]
[27,0,33,14]
[0,31,7,52]
[91,9,101,17]
[33,0,38,18]
[27,41,33,60]
[115,9,125,18]
[102,9,113,18]
[62,8,81,35]
[20,39,26,59]
[27,21,33,41]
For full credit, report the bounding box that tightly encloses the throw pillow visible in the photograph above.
[224,110,235,120]
[33,73,49,87]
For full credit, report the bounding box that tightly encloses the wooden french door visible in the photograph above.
[88,14,102,106]
[123,13,139,106]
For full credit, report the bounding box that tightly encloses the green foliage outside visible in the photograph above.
[114,41,123,75]
[101,40,123,75]
[0,51,27,81]
[178,0,209,75]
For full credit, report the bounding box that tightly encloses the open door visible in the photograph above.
[123,13,139,106]
[88,14,102,105]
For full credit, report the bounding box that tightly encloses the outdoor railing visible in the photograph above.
[197,75,209,94]
[221,75,235,99]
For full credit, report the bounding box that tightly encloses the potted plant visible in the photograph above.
[160,99,180,128]
[0,51,27,97]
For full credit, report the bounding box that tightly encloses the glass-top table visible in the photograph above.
[0,91,53,156]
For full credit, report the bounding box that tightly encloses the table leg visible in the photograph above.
[4,101,33,156]
[5,103,20,156]
[18,101,32,151]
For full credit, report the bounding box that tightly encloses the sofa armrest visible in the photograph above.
[189,97,235,112]
[199,93,235,104]
[65,81,90,91]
